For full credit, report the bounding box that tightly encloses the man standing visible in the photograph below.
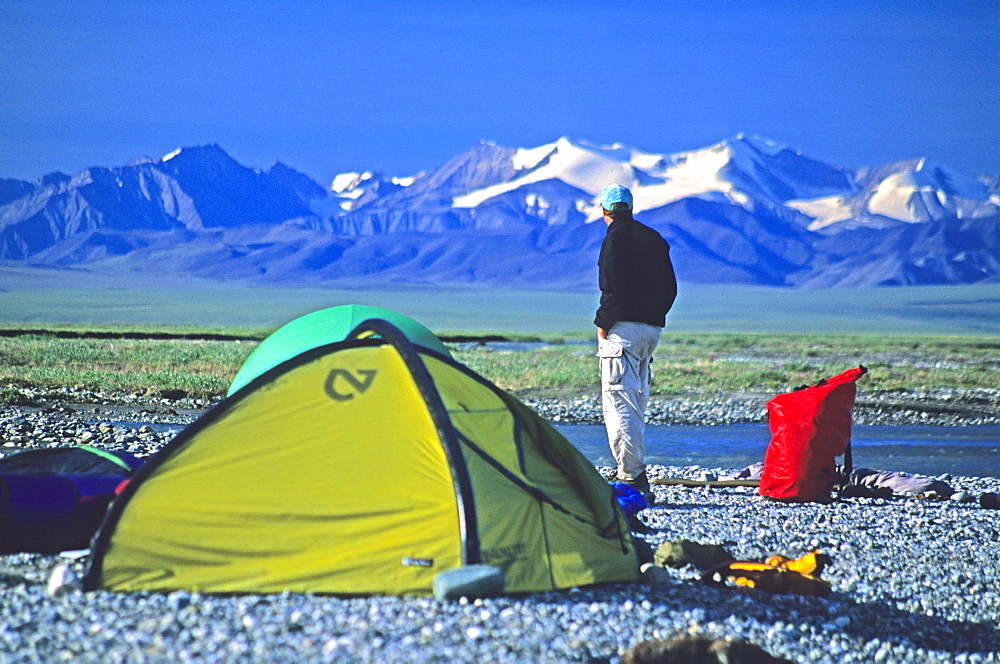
[595,184,677,500]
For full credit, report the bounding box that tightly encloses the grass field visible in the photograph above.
[1,274,999,336]
[1,327,997,402]
[1,271,997,400]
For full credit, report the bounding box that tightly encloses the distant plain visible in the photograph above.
[1,266,998,336]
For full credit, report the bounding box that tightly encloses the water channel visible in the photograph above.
[555,424,1000,479]
[131,421,1000,479]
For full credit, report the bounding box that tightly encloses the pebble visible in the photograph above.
[0,388,998,662]
[46,563,79,598]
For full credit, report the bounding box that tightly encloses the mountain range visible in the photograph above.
[2,135,997,289]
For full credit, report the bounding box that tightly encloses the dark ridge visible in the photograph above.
[437,335,509,343]
[0,329,513,344]
[0,329,261,342]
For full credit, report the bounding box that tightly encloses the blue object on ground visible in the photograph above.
[0,446,143,554]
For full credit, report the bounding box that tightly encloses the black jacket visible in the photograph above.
[594,215,677,330]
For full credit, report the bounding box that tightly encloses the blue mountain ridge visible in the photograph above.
[0,138,997,289]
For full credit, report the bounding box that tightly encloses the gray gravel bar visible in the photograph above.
[1,388,999,663]
[520,387,1000,428]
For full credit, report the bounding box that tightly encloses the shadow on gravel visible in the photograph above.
[827,591,1000,653]
[656,582,1000,655]
[0,572,30,587]
[650,503,731,511]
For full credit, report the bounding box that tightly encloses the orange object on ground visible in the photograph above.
[702,550,833,597]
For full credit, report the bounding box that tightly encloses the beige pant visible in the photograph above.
[598,322,662,482]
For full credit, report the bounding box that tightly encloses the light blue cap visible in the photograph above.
[600,184,632,210]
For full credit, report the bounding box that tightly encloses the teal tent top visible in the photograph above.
[228,305,452,396]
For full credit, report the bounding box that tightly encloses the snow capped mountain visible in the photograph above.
[452,138,644,215]
[865,158,997,223]
[320,170,415,215]
[334,135,998,236]
[442,134,857,221]
[1,137,996,288]
[292,136,1000,286]
[788,158,1000,231]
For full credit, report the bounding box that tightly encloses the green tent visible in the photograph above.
[228,305,452,395]
[84,318,639,595]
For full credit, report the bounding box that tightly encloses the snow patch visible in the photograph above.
[868,172,927,222]
[513,144,555,171]
[524,193,550,211]
[330,171,414,194]
[161,148,183,162]
[787,196,855,230]
[453,136,794,213]
[454,138,635,208]
[330,172,372,194]
[867,160,994,223]
[732,133,788,156]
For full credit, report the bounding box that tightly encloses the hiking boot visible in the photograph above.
[622,471,655,505]
[619,470,649,491]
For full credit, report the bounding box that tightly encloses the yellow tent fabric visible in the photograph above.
[85,320,639,596]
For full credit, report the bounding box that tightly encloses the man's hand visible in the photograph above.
[597,327,608,340]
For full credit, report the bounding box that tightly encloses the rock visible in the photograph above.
[639,563,672,585]
[432,565,505,601]
[653,539,735,571]
[47,563,79,597]
[622,634,793,664]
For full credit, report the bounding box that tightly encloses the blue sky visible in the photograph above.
[2,0,997,185]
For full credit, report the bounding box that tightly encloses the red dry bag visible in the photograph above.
[758,366,867,503]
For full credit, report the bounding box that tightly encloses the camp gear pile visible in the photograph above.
[719,461,959,499]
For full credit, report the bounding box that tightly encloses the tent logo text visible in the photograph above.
[324,369,377,401]
[401,557,434,567]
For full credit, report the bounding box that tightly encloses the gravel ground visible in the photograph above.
[1,387,999,663]
[518,387,1000,428]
